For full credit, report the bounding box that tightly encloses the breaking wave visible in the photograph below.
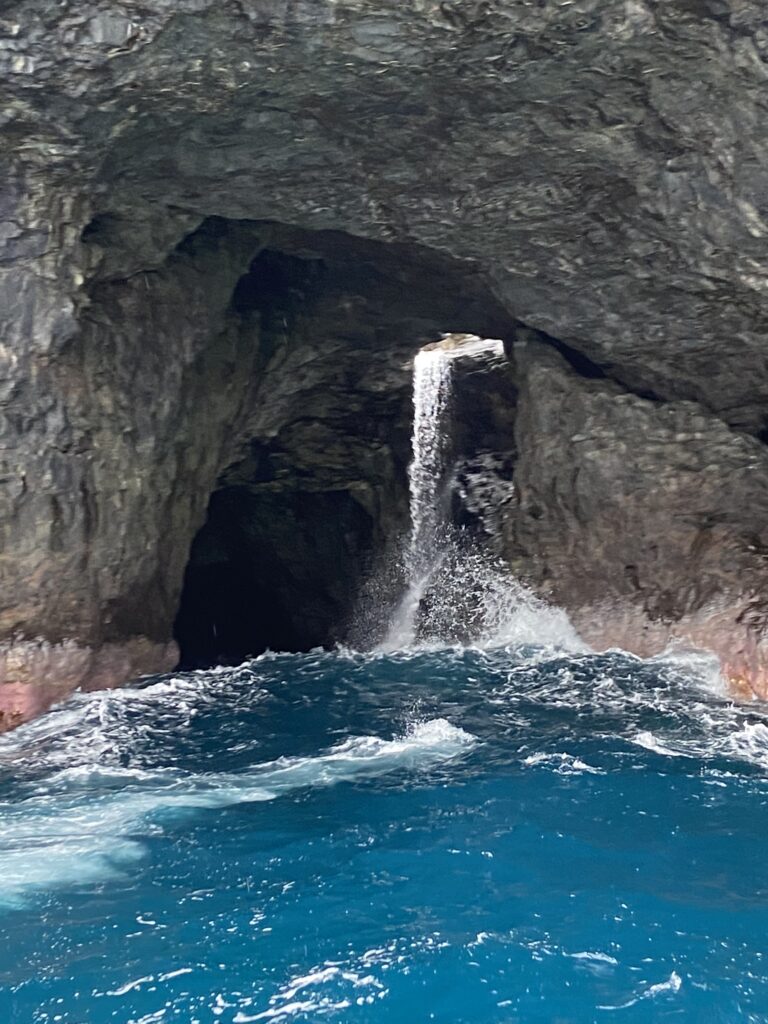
[0,706,474,907]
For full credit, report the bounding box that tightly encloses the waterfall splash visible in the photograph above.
[382,336,581,652]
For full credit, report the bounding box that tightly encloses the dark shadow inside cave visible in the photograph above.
[174,487,375,667]
[169,220,517,669]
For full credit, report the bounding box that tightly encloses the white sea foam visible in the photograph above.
[569,950,618,965]
[0,718,475,908]
[598,971,682,1011]
[632,731,684,758]
[647,971,683,997]
[0,667,271,778]
[647,646,725,694]
[482,643,768,779]
[522,752,603,775]
[232,965,385,1022]
[633,717,768,773]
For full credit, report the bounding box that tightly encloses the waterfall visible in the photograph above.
[380,335,584,653]
[382,344,454,649]
[407,346,453,579]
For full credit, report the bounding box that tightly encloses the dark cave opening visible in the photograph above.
[168,220,518,669]
[174,487,375,668]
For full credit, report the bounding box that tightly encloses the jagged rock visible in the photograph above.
[507,337,768,692]
[448,343,518,551]
[3,0,768,720]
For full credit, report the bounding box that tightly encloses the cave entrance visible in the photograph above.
[173,488,376,668]
[171,222,516,669]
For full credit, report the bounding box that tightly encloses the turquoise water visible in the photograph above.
[1,646,767,1022]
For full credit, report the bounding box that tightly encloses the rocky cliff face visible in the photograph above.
[508,333,768,691]
[3,0,768,724]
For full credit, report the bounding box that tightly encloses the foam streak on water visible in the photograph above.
[0,713,474,908]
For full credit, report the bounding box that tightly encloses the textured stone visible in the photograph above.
[506,337,768,691]
[2,0,768,714]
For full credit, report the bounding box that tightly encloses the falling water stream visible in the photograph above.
[381,341,454,649]
[382,335,578,652]
[1,339,767,1022]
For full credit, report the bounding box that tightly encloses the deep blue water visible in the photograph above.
[1,646,768,1023]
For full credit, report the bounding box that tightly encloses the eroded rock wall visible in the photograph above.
[0,217,268,724]
[504,335,768,690]
[2,0,768,717]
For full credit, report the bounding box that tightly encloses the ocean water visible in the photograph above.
[0,645,767,1023]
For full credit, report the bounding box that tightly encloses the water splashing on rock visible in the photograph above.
[381,336,581,652]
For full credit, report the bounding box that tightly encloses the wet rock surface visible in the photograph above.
[507,336,768,691]
[449,345,518,552]
[3,0,768,714]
